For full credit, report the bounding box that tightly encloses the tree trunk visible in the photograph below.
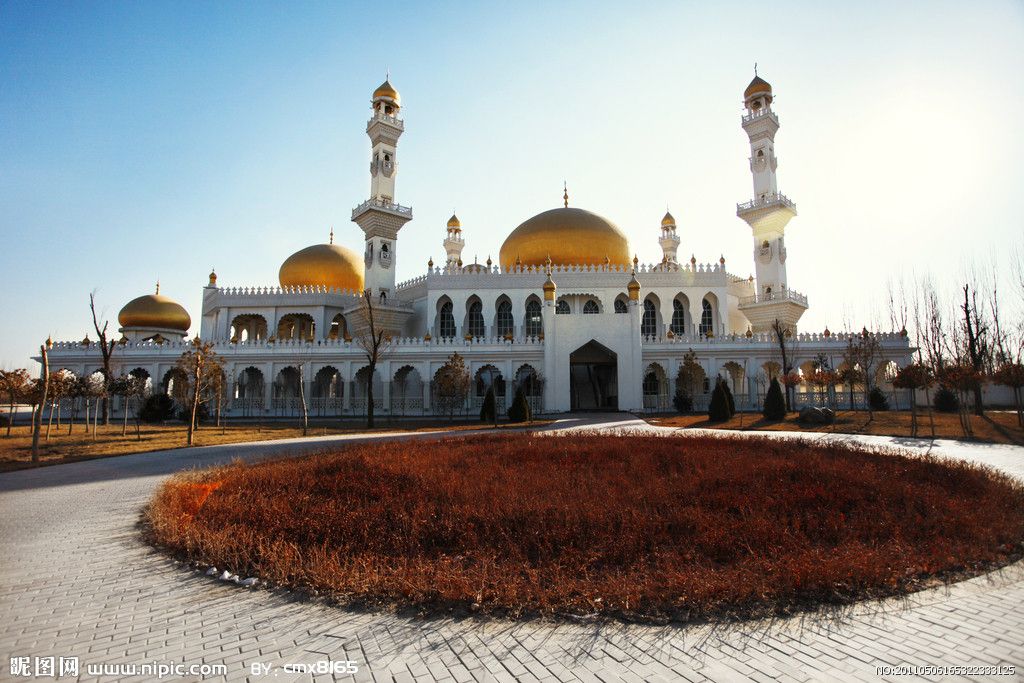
[298,368,309,436]
[972,384,984,417]
[31,345,49,462]
[925,386,936,439]
[45,401,54,440]
[188,386,199,446]
[909,390,917,438]
[122,396,130,436]
[7,400,14,437]
[366,361,376,429]
[1015,387,1022,428]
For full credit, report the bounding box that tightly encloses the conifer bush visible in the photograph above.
[507,387,531,423]
[480,386,496,422]
[763,377,786,420]
[708,379,731,422]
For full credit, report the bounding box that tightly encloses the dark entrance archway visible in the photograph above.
[570,340,618,410]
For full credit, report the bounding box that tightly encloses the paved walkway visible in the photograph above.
[0,415,1022,682]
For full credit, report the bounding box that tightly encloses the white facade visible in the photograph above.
[43,74,912,416]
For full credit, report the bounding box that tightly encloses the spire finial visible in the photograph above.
[386,67,390,81]
[329,226,334,244]
[563,181,568,208]
[155,279,160,295]
[754,62,758,76]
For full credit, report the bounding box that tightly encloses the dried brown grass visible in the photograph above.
[146,434,1024,623]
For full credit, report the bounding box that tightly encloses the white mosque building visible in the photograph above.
[44,74,911,416]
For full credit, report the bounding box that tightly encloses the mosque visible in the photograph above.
[44,74,911,416]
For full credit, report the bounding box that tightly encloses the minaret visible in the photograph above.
[658,210,680,264]
[351,76,413,299]
[736,69,807,332]
[443,213,465,269]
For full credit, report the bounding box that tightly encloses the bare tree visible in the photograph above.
[31,344,49,462]
[174,339,223,446]
[355,292,393,428]
[434,353,471,420]
[0,369,30,437]
[959,283,990,417]
[844,329,882,420]
[89,293,116,425]
[770,319,797,411]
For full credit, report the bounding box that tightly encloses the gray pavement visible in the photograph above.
[0,414,1022,682]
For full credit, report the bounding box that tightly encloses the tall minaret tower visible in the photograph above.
[736,69,807,332]
[443,213,465,269]
[658,210,680,264]
[351,76,413,299]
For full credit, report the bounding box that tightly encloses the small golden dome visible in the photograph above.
[543,273,556,301]
[208,268,217,285]
[279,243,365,292]
[118,288,191,331]
[373,78,400,105]
[744,75,772,99]
[446,213,461,229]
[627,273,641,300]
[661,211,675,227]
[499,207,630,270]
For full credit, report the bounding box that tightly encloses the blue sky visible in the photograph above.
[2,1,1023,369]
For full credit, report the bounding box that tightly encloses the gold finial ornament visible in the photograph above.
[45,335,53,349]
[719,254,725,265]
[632,254,639,267]
[155,280,160,295]
[690,254,697,265]
[427,257,434,268]
[543,273,557,301]
[208,268,217,285]
[627,272,641,301]
[545,254,552,274]
[329,227,334,245]
[486,255,492,267]
[824,327,831,337]
[81,334,91,346]
[563,181,568,208]
[746,327,753,338]
[424,332,432,342]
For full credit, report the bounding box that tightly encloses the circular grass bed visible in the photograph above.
[146,434,1024,623]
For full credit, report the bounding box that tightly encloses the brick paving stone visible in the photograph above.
[2,417,1023,682]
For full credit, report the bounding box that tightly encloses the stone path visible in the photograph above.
[0,414,1022,682]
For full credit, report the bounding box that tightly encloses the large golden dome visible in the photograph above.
[118,288,191,331]
[499,207,631,269]
[279,243,365,292]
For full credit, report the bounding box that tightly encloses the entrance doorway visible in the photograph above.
[570,340,618,410]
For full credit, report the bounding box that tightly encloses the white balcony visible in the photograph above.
[351,197,413,220]
[736,192,796,216]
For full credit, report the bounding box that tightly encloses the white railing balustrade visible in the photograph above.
[736,192,796,213]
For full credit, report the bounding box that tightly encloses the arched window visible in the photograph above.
[671,299,686,335]
[439,301,456,338]
[643,371,659,396]
[556,300,570,315]
[700,299,713,336]
[583,299,599,314]
[641,299,657,337]
[524,300,542,336]
[467,300,485,337]
[496,300,514,336]
[614,299,628,314]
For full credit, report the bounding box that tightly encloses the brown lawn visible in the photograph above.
[646,410,1024,446]
[0,418,551,473]
[146,434,1024,624]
